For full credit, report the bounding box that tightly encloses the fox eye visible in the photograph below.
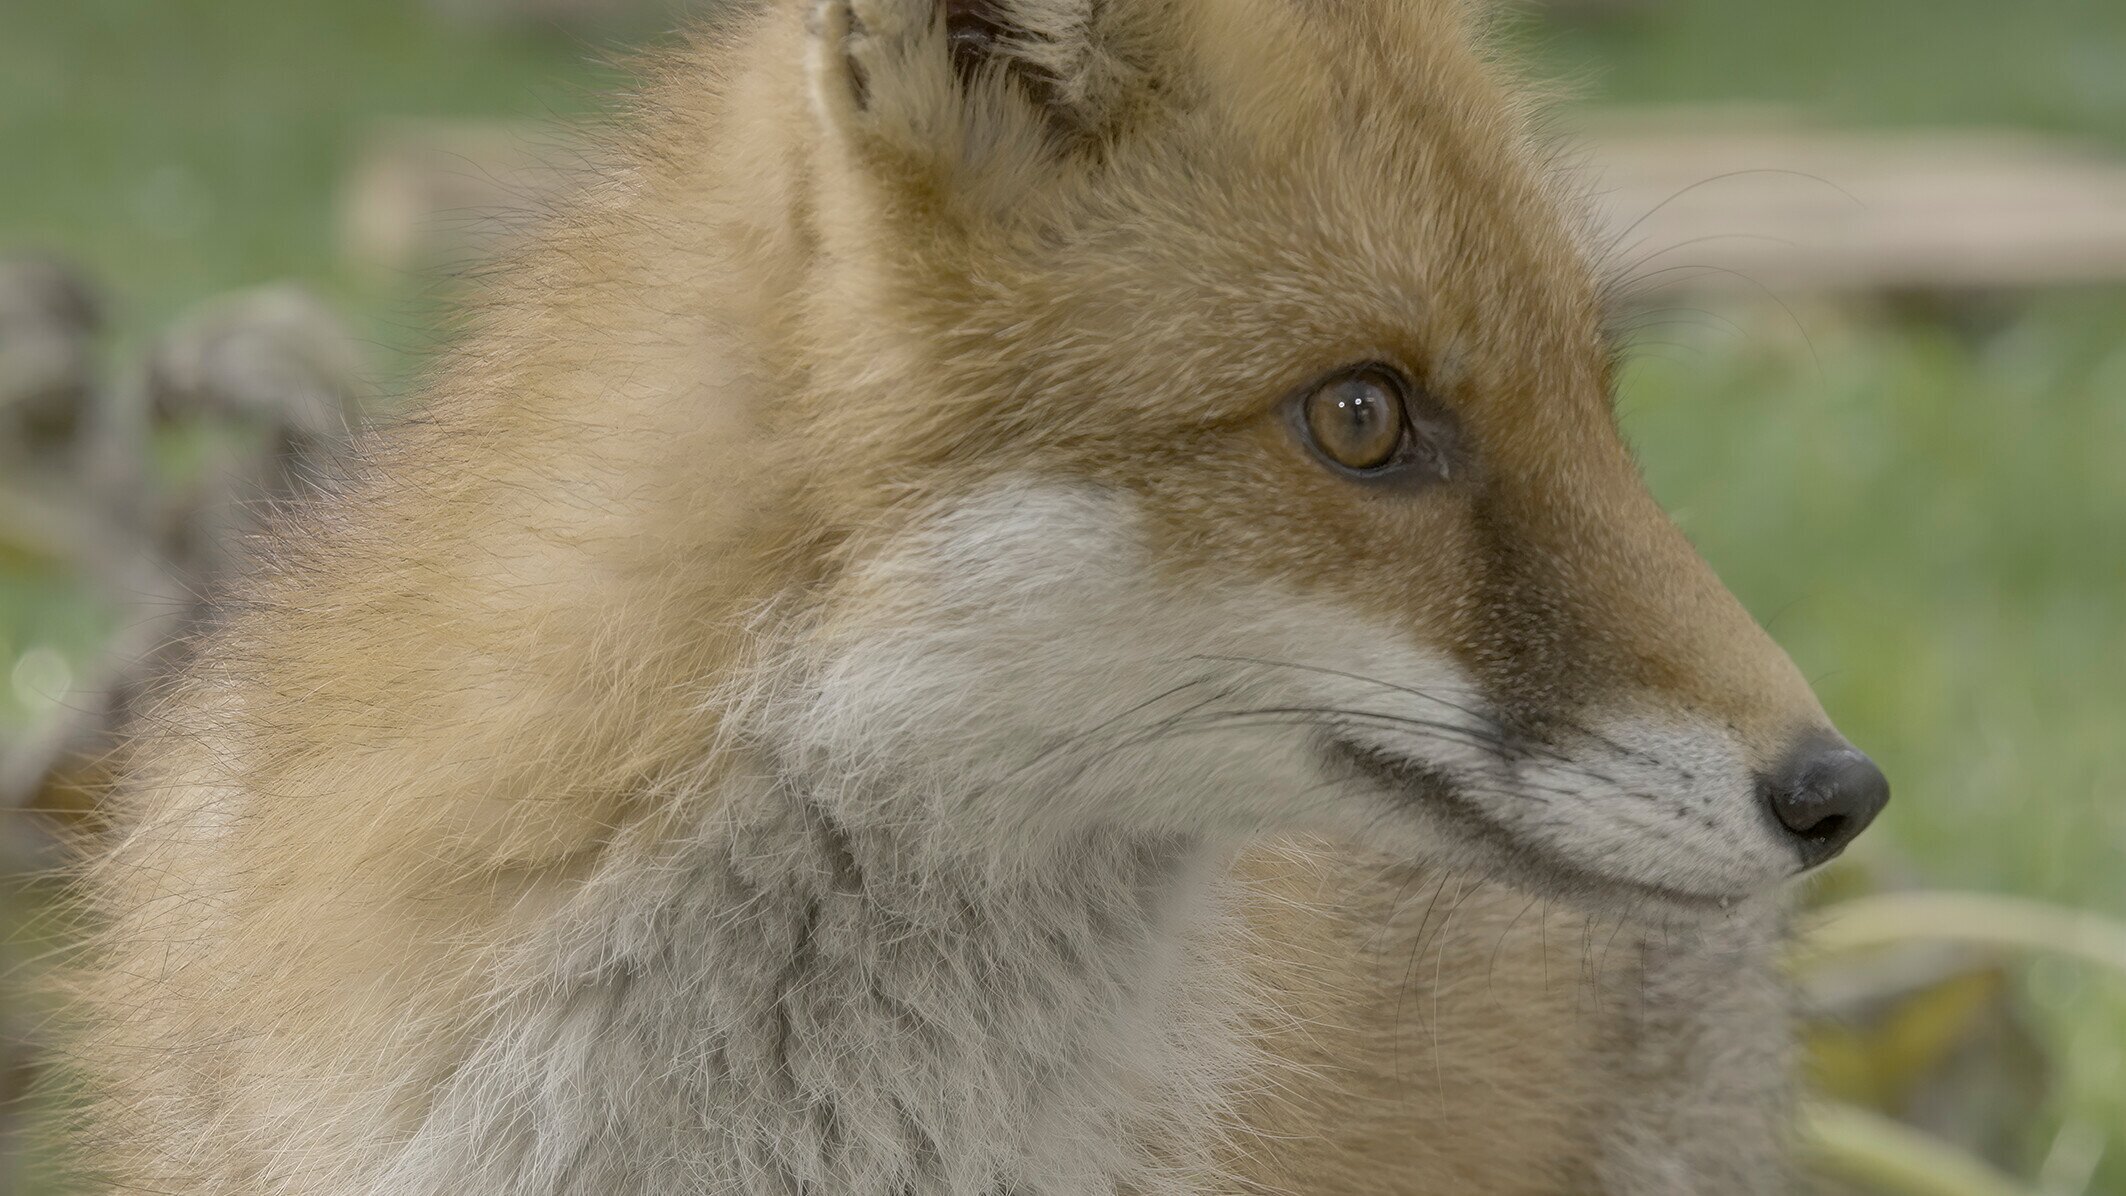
[1301,367,1409,472]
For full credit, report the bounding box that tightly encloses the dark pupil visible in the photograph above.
[1315,376,1400,467]
[1334,388,1383,436]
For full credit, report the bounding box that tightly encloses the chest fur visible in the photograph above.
[365,792,1243,1196]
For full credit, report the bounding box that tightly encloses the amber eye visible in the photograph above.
[1302,368,1407,471]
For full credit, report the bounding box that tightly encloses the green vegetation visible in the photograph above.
[1520,2,2126,1180]
[0,0,629,353]
[1620,294,2126,1181]
[3,0,2121,1189]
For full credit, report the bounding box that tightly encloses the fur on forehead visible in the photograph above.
[802,0,1601,448]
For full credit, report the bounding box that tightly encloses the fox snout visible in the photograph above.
[1431,469,1893,897]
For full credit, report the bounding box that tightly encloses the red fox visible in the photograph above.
[68,0,1887,1192]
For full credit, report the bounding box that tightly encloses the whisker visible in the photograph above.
[1001,670,1232,784]
[1596,167,1861,266]
[1186,653,1667,778]
[1601,261,1823,386]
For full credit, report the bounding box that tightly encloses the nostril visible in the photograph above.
[1797,813,1847,846]
[1762,738,1890,868]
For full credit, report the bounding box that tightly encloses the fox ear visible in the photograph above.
[808,0,1141,188]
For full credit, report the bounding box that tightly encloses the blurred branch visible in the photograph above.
[1800,892,2126,979]
[0,481,136,579]
[1802,1101,2044,1196]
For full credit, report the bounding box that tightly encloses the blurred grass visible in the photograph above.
[1532,1,2126,1176]
[0,0,628,728]
[3,0,2123,1190]
[1530,0,2126,144]
[1620,295,2126,1178]
[0,0,631,357]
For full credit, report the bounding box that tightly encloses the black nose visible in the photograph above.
[1761,737,1890,868]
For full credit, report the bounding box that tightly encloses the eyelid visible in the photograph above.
[1286,361,1463,489]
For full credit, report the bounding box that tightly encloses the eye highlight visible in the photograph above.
[1301,367,1409,472]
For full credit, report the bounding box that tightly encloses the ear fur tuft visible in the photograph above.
[811,0,1139,143]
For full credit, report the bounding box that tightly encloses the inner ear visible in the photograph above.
[945,0,1012,71]
[810,0,1137,201]
[945,0,1071,123]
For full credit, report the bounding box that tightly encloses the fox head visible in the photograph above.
[731,0,1886,909]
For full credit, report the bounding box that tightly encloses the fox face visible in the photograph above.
[754,0,1885,910]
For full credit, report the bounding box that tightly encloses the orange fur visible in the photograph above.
[65,3,1834,1192]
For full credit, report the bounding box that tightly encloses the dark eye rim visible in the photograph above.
[1285,362,1462,490]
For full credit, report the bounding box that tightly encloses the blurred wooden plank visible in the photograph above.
[1576,108,2126,296]
[340,110,2126,296]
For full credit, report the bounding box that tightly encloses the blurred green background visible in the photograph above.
[2,0,2122,1192]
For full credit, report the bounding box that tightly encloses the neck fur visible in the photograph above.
[386,770,1245,1196]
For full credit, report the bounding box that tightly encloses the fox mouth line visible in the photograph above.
[1322,736,1738,910]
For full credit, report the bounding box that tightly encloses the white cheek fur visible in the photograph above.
[1494,712,1797,899]
[761,479,1792,901]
